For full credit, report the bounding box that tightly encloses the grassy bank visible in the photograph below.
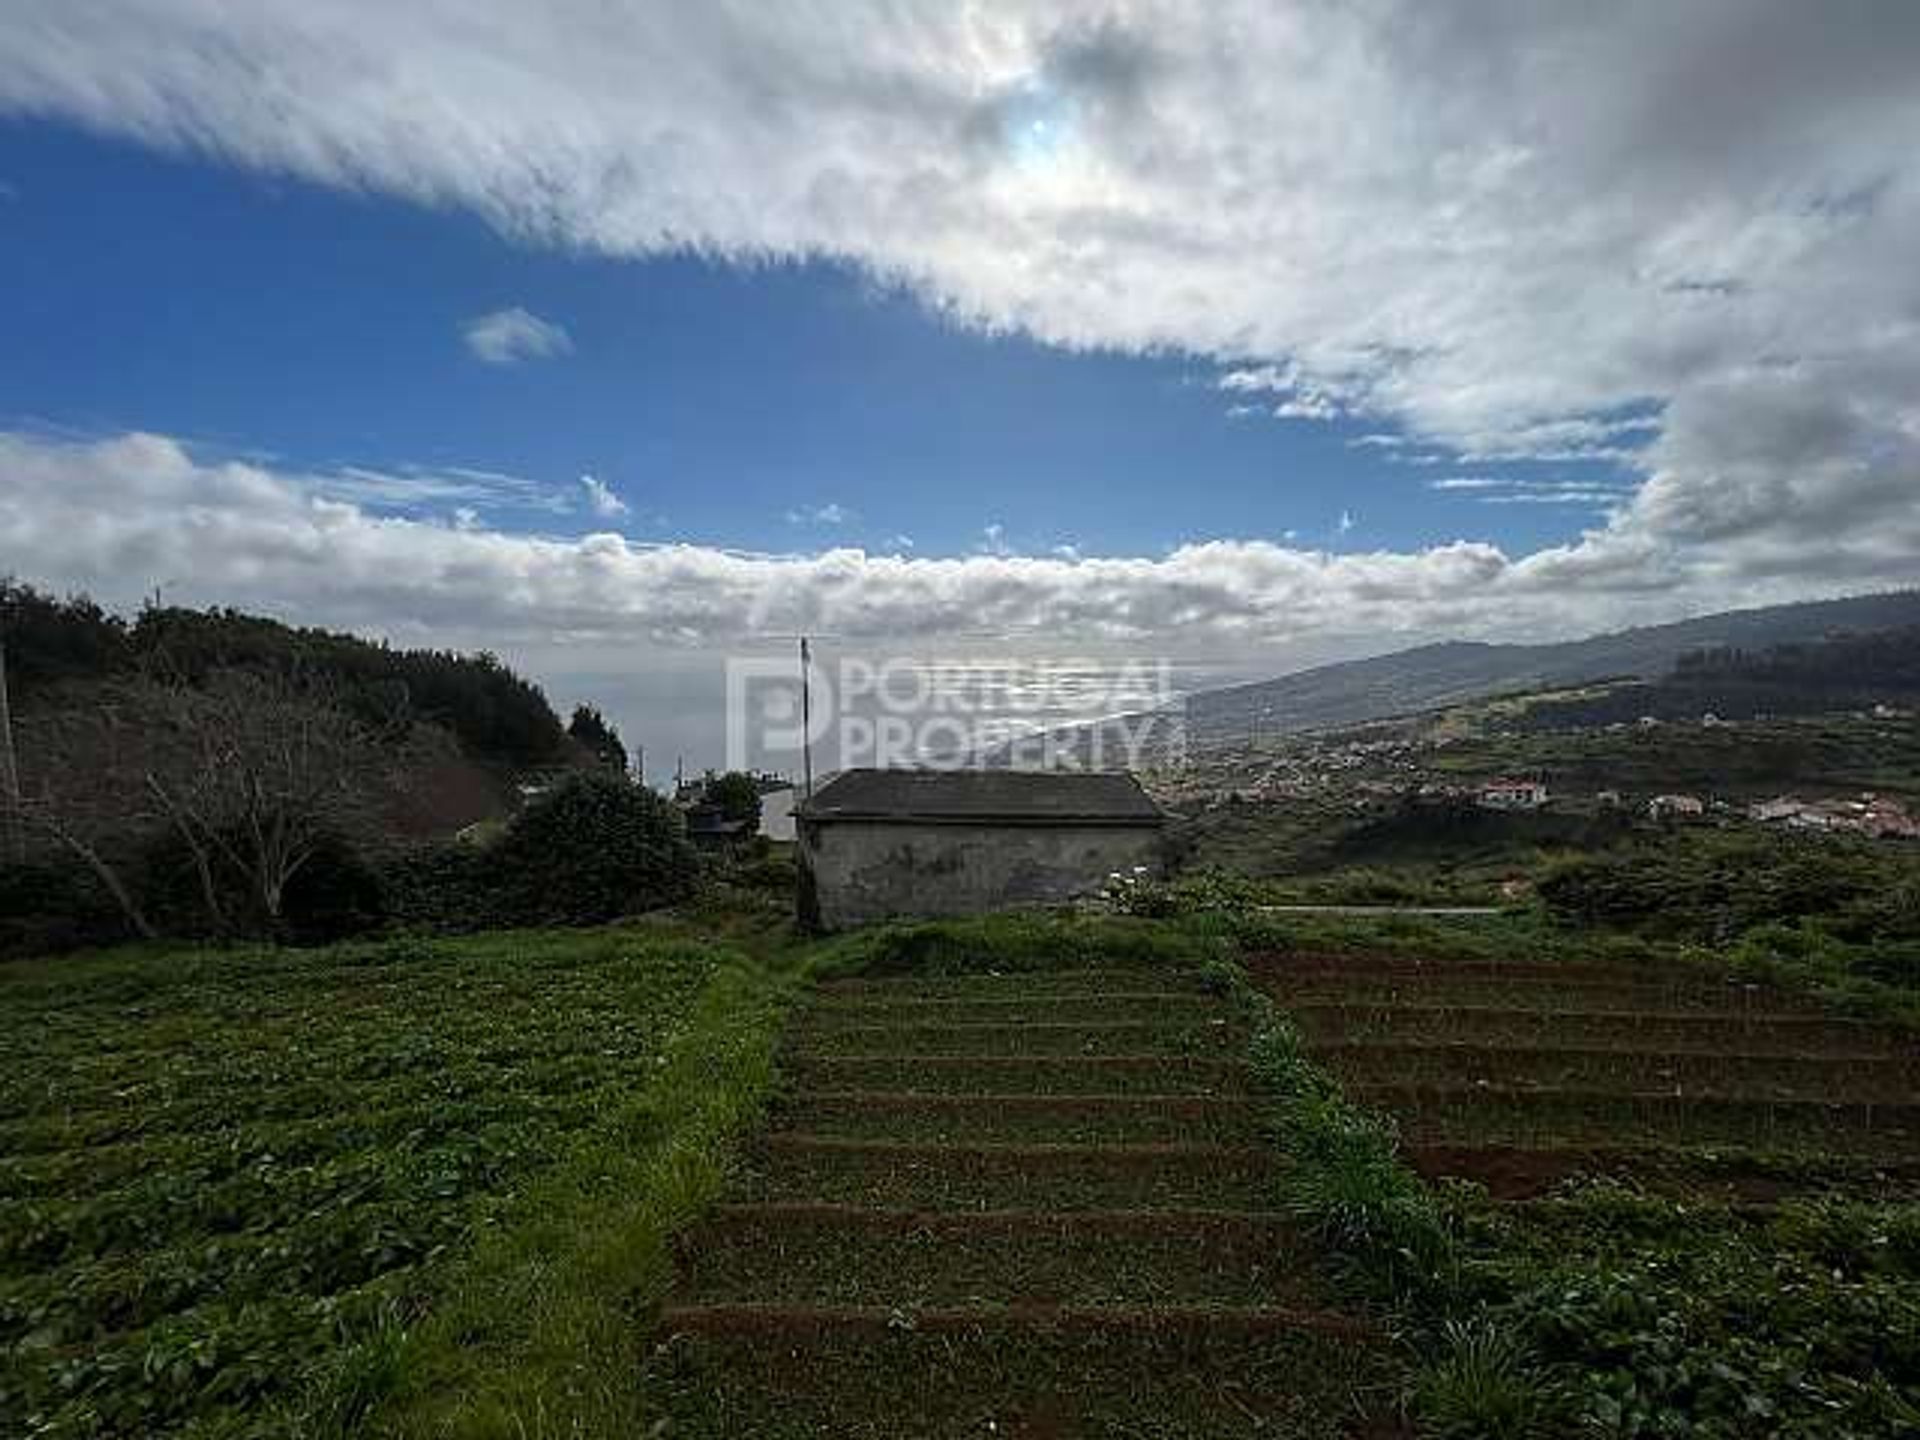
[371,950,809,1437]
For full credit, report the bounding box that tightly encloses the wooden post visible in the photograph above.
[800,636,814,801]
[0,639,20,863]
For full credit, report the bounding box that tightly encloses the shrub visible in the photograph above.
[704,771,764,835]
[137,823,389,944]
[387,842,495,933]
[488,774,698,926]
[1103,865,1264,918]
[0,855,130,957]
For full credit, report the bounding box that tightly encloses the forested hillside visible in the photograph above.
[1515,625,1920,730]
[1,580,565,770]
[0,581,660,956]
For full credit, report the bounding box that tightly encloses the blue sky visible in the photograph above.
[0,1,1913,712]
[0,119,1633,566]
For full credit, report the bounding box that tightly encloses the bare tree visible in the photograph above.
[139,670,406,933]
[6,669,411,940]
[4,684,165,939]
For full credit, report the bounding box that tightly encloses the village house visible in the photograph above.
[1476,777,1549,811]
[1753,793,1920,840]
[1647,793,1706,822]
[795,768,1165,931]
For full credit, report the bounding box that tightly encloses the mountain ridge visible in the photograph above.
[1191,589,1920,743]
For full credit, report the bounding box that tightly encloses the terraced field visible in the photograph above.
[1253,950,1920,1199]
[643,967,1400,1438]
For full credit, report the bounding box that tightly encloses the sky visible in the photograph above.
[1,3,1918,773]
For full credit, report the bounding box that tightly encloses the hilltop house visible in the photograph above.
[795,768,1164,930]
[1648,793,1706,822]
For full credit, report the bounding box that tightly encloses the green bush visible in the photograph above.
[137,823,389,944]
[488,774,698,926]
[387,841,495,933]
[0,855,130,957]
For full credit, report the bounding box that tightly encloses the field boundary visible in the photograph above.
[357,949,812,1438]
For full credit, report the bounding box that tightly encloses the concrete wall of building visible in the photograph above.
[759,787,796,843]
[799,819,1162,930]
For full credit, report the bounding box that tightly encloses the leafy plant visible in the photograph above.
[488,773,698,925]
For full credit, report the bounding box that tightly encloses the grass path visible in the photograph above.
[642,965,1400,1438]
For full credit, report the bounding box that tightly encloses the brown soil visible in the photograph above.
[696,1200,1296,1238]
[783,1090,1259,1118]
[1405,1142,1920,1202]
[1250,950,1698,985]
[1353,1079,1920,1117]
[758,1133,1272,1168]
[656,1300,1377,1341]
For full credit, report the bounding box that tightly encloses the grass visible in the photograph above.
[371,947,809,1437]
[0,922,801,1439]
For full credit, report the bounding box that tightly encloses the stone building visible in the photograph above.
[795,768,1165,931]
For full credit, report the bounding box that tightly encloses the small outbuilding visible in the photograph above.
[795,768,1165,931]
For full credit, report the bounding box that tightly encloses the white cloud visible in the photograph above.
[2,5,1919,611]
[786,501,851,526]
[462,306,572,365]
[579,473,628,518]
[1428,476,1638,509]
[17,429,1903,662]
[314,461,572,514]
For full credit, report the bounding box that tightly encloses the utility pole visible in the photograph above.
[0,639,21,863]
[799,635,814,800]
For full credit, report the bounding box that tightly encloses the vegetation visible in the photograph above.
[702,770,764,833]
[1223,917,1920,1437]
[642,914,1400,1437]
[1518,624,1920,732]
[1,580,566,772]
[566,703,628,774]
[0,925,736,1437]
[484,773,698,926]
[376,949,808,1437]
[8,895,1920,1435]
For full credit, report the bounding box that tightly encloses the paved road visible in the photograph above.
[1255,904,1506,917]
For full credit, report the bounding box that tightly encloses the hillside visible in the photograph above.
[1190,589,1920,746]
[1,580,568,772]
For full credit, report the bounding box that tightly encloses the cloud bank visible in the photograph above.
[0,430,1899,659]
[2,2,1918,639]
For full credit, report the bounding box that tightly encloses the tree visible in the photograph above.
[567,703,629,774]
[489,773,696,924]
[705,771,764,836]
[137,671,409,936]
[3,682,168,939]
